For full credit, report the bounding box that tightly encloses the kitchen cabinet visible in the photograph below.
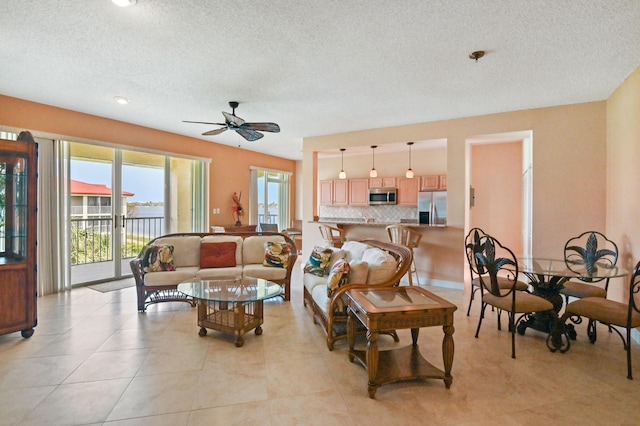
[320,179,349,205]
[397,176,419,205]
[369,176,397,188]
[349,178,369,205]
[420,174,447,191]
[0,135,38,338]
[333,179,348,205]
[319,180,333,205]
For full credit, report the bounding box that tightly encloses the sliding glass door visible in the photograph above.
[69,142,207,286]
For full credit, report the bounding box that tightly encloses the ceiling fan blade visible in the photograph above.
[222,111,245,128]
[183,120,226,126]
[235,128,264,142]
[241,122,281,133]
[202,128,227,136]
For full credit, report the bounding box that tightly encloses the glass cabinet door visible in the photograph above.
[0,153,28,262]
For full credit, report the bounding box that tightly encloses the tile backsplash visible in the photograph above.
[319,205,417,223]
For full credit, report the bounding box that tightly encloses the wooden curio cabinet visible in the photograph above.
[0,136,38,338]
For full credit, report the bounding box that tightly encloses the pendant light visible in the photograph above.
[405,142,415,178]
[369,145,378,178]
[338,148,347,179]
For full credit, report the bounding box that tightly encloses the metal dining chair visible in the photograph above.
[464,228,529,316]
[260,223,279,233]
[473,234,554,358]
[561,259,640,379]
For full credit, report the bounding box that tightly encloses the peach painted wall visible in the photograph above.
[470,141,523,255]
[0,95,297,228]
[303,101,607,284]
[606,66,640,302]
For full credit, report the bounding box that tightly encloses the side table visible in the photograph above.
[347,286,457,398]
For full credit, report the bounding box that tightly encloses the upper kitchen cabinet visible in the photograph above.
[319,179,333,205]
[420,174,447,191]
[369,176,397,188]
[321,179,349,205]
[333,179,349,205]
[349,178,369,206]
[397,176,419,205]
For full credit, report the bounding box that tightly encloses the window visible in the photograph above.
[250,168,290,231]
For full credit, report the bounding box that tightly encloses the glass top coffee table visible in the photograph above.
[177,277,283,347]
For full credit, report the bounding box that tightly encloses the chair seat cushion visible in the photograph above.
[484,291,553,313]
[565,297,640,328]
[472,276,529,291]
[560,280,607,299]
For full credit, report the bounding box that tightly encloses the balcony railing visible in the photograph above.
[71,216,164,265]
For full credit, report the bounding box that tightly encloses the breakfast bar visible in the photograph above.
[315,220,461,287]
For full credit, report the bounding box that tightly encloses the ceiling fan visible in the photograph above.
[183,101,280,142]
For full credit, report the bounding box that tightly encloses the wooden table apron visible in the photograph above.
[346,287,456,398]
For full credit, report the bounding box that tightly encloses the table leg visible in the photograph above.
[366,329,379,398]
[411,327,420,345]
[442,324,455,389]
[347,309,356,362]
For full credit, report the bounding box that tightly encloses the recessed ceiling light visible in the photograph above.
[114,96,129,105]
[112,0,137,7]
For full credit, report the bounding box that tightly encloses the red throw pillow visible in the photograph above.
[200,242,237,268]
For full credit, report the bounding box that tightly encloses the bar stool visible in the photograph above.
[318,224,346,248]
[386,224,422,285]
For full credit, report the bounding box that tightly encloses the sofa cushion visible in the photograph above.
[303,270,327,293]
[144,267,199,286]
[304,246,334,276]
[244,263,287,281]
[263,242,291,268]
[202,235,244,265]
[196,266,243,280]
[361,247,397,284]
[154,236,201,267]
[141,245,176,272]
[348,260,369,284]
[312,281,348,315]
[243,235,286,264]
[200,242,237,268]
[327,257,350,296]
[341,241,371,262]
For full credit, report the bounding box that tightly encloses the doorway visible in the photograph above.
[466,131,533,257]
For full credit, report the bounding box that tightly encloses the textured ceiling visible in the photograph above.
[1,1,640,160]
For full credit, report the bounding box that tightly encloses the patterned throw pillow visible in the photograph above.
[304,246,334,276]
[263,242,291,268]
[141,245,176,273]
[327,257,351,297]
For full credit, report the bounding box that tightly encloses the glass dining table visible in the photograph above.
[516,257,628,351]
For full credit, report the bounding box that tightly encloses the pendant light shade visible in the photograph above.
[405,142,414,178]
[338,148,347,179]
[369,145,378,178]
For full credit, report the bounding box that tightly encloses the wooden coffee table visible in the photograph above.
[177,277,282,347]
[346,286,457,398]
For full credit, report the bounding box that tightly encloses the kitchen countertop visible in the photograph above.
[315,219,444,228]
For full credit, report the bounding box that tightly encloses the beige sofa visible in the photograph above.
[303,239,412,350]
[130,232,298,311]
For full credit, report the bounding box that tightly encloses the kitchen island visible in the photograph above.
[316,220,462,288]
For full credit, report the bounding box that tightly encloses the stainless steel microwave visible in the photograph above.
[368,187,397,205]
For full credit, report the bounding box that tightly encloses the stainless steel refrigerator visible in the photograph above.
[418,191,447,226]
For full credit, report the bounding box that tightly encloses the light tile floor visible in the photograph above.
[1,260,638,425]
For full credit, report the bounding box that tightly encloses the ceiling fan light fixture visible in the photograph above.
[369,145,378,178]
[112,0,137,6]
[405,142,414,178]
[338,148,347,179]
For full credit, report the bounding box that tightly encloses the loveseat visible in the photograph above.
[130,232,298,312]
[303,239,412,350]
